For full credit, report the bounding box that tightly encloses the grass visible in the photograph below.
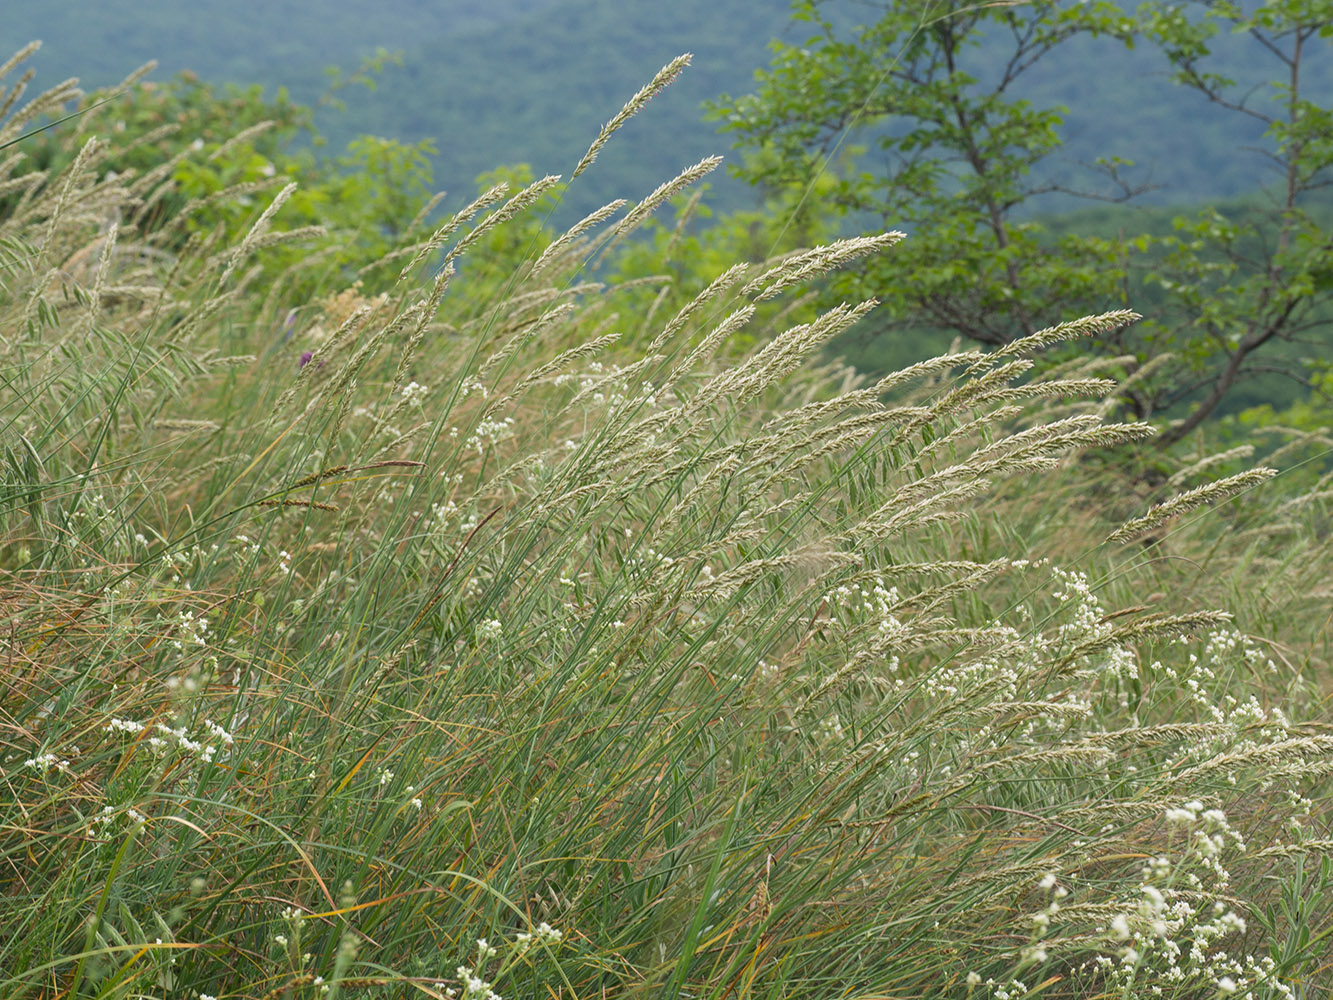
[3,48,1333,1000]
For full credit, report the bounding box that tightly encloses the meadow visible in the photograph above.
[3,47,1333,999]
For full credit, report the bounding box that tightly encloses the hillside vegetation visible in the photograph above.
[12,0,1333,221]
[3,31,1333,1000]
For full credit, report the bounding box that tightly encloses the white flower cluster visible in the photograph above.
[553,362,656,410]
[169,609,209,651]
[400,381,429,407]
[453,965,500,1000]
[435,924,564,1000]
[463,416,515,454]
[420,499,482,543]
[425,500,458,530]
[513,921,563,951]
[103,717,234,764]
[162,549,197,587]
[68,492,113,524]
[1158,628,1282,729]
[1082,803,1291,997]
[824,578,905,675]
[622,545,676,579]
[230,534,298,580]
[232,533,262,555]
[969,976,1028,1000]
[23,752,70,775]
[840,563,1118,742]
[92,804,146,829]
[1051,567,1138,683]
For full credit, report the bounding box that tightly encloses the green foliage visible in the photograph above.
[712,0,1333,452]
[12,70,444,303]
[19,71,307,174]
[1131,0,1333,445]
[171,129,439,296]
[710,0,1140,348]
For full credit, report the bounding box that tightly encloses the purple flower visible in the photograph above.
[299,351,314,369]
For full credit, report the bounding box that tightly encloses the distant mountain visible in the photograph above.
[3,0,567,88]
[340,0,796,219]
[6,1,1328,221]
[5,0,793,219]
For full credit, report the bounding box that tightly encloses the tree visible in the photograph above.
[709,1,1141,350]
[1132,0,1333,446]
[710,0,1333,446]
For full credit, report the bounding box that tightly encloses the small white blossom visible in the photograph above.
[536,922,562,943]
[400,381,429,407]
[24,752,69,774]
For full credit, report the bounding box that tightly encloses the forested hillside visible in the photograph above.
[10,0,1331,219]
[5,0,789,217]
